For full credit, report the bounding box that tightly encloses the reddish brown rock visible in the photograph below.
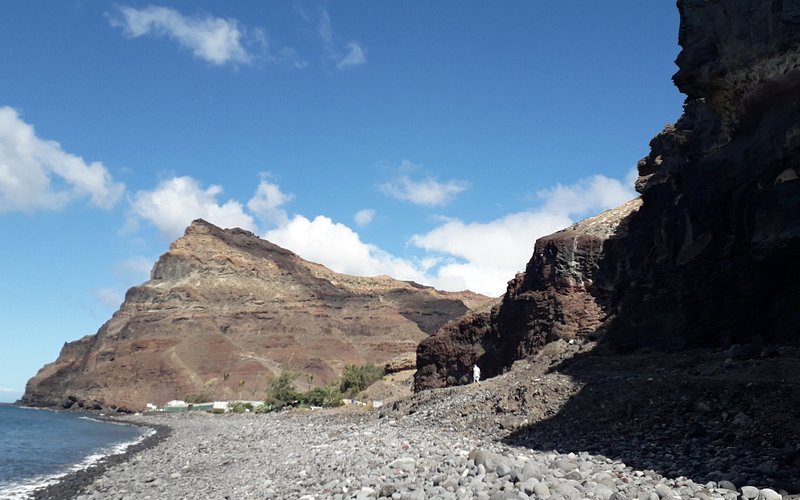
[22,219,489,411]
[415,200,641,391]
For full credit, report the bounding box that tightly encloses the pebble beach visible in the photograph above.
[29,346,800,500]
[29,408,776,500]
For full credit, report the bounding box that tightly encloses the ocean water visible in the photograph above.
[0,404,150,499]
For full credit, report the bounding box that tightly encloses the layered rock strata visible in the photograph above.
[23,220,488,411]
[417,0,800,389]
[415,200,641,391]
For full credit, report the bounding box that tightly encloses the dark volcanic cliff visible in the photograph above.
[23,220,489,411]
[604,0,800,350]
[415,200,641,390]
[417,0,800,389]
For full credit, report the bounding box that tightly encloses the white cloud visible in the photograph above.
[247,178,293,226]
[380,175,469,206]
[410,174,637,296]
[0,107,124,214]
[0,387,19,394]
[337,41,367,69]
[129,176,255,238]
[354,208,375,227]
[536,174,636,217]
[265,215,426,282]
[319,8,367,70]
[110,5,262,66]
[129,173,635,297]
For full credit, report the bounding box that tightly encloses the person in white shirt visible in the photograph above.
[472,364,481,384]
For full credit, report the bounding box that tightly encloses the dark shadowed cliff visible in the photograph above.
[22,220,489,411]
[416,0,800,390]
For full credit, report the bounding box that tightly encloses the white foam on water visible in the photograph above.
[0,426,155,499]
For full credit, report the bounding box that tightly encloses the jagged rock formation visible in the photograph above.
[417,0,800,389]
[23,220,489,411]
[604,0,800,350]
[415,200,641,391]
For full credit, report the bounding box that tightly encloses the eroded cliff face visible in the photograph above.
[416,0,800,390]
[605,0,800,350]
[23,220,489,411]
[415,200,641,391]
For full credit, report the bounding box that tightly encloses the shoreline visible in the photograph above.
[27,412,172,500]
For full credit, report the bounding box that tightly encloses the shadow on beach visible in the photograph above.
[501,348,800,493]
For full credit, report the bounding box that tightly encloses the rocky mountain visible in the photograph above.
[22,220,489,411]
[416,0,800,389]
[415,200,641,390]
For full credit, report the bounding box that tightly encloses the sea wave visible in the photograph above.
[0,426,154,499]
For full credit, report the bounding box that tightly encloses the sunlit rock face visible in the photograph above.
[22,219,489,411]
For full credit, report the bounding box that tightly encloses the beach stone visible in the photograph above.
[741,486,760,499]
[520,478,539,495]
[389,457,417,472]
[758,488,781,500]
[379,484,397,497]
[470,450,515,476]
[533,482,551,497]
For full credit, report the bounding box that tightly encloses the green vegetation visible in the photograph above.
[339,363,385,397]
[263,371,299,409]
[184,393,213,404]
[229,401,254,413]
[299,384,344,408]
[255,362,384,412]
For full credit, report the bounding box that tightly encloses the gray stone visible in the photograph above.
[654,484,680,500]
[389,457,417,472]
[496,463,512,478]
[520,478,539,495]
[533,482,551,497]
[741,486,760,499]
[758,488,782,500]
[379,484,397,497]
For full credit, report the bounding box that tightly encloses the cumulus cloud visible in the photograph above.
[379,175,469,206]
[129,176,255,238]
[128,172,636,297]
[109,5,265,66]
[0,107,124,214]
[265,215,426,282]
[247,178,293,226]
[354,208,375,227]
[410,174,638,296]
[318,8,367,70]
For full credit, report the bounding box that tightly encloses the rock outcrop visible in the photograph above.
[417,0,800,389]
[415,200,641,391]
[22,220,489,411]
[603,0,800,350]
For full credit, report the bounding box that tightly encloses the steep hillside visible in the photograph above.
[22,220,489,411]
[416,0,800,389]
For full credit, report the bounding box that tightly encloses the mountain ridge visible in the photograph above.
[22,219,490,412]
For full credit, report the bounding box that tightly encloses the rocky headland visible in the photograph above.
[416,0,800,388]
[22,219,489,412]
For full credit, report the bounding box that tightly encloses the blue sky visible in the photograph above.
[0,2,683,402]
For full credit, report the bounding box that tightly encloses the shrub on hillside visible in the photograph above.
[263,371,299,410]
[339,363,385,397]
[300,384,344,407]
